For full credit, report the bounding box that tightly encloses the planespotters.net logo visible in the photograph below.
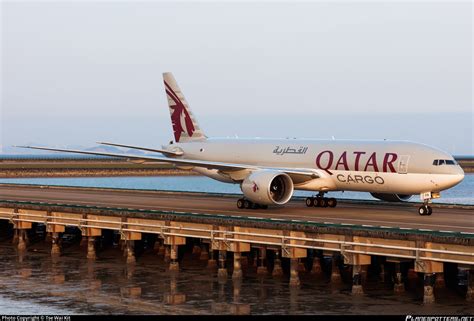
[406,316,474,321]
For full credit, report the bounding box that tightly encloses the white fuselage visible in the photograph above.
[168,138,464,196]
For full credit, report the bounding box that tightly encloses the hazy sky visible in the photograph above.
[1,1,472,154]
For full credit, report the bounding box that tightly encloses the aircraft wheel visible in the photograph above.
[418,206,427,215]
[252,203,260,210]
[321,198,329,208]
[244,200,253,209]
[306,197,314,207]
[237,199,245,209]
[427,206,433,216]
[314,198,321,207]
[327,198,337,208]
[260,205,268,210]
[316,198,327,207]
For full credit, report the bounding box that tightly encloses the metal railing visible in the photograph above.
[1,210,473,266]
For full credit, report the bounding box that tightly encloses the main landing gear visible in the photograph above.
[305,193,337,208]
[236,198,268,210]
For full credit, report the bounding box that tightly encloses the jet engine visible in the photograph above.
[241,170,294,205]
[370,193,412,202]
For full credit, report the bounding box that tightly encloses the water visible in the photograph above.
[0,239,472,315]
[0,174,472,204]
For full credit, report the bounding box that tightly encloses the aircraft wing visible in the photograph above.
[17,146,320,182]
[96,141,183,156]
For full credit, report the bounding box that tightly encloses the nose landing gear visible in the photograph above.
[419,192,436,216]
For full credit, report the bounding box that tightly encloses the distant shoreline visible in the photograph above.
[0,168,198,178]
[0,156,472,178]
[0,158,198,178]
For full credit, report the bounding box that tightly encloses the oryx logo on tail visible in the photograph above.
[165,81,195,142]
[163,72,207,143]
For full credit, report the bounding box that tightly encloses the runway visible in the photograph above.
[0,184,473,233]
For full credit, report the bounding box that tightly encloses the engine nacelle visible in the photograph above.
[370,193,412,202]
[241,170,294,205]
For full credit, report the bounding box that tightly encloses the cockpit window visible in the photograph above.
[433,159,457,166]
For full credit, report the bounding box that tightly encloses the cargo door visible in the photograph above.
[398,155,410,174]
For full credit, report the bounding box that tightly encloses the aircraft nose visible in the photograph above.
[451,167,465,186]
[436,165,464,191]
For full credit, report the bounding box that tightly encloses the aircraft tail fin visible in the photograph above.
[163,72,207,143]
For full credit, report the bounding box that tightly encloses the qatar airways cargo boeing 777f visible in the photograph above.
[20,73,465,215]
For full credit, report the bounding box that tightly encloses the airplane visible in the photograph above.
[19,72,465,216]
